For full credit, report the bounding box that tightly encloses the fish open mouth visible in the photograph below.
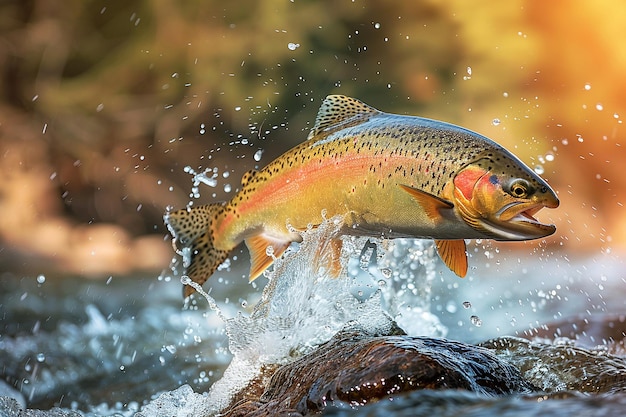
[494,202,556,240]
[512,205,545,224]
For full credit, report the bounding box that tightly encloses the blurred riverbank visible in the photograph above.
[1,0,625,278]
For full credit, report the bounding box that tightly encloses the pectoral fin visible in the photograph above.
[245,234,293,281]
[435,239,468,278]
[399,184,454,221]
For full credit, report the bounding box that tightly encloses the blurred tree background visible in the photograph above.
[0,0,624,277]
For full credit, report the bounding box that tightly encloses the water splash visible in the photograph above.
[201,216,445,412]
[183,166,219,200]
[372,238,446,336]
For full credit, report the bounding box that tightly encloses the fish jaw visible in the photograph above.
[486,200,558,240]
[457,194,559,241]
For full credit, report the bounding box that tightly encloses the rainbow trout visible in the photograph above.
[165,95,559,297]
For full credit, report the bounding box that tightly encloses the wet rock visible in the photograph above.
[481,336,626,393]
[223,330,535,416]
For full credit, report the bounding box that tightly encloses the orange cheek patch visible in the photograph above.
[454,167,489,200]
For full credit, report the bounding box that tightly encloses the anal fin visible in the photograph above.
[435,239,468,278]
[245,234,293,281]
[313,237,344,278]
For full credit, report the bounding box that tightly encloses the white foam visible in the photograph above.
[136,385,210,417]
[198,215,445,412]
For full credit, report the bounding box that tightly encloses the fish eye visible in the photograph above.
[507,179,532,198]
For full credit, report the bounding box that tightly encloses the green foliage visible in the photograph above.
[0,0,544,246]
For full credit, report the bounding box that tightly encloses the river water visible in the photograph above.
[1,217,625,416]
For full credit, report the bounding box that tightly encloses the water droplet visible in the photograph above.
[374,22,381,29]
[462,301,472,309]
[545,152,555,162]
[36,353,45,362]
[534,165,545,175]
[470,315,483,327]
[287,42,300,51]
[36,274,46,284]
[254,149,264,161]
[584,83,591,91]
[380,268,392,278]
[595,103,604,111]
[223,183,232,193]
[463,66,472,81]
[492,118,501,126]
[234,106,242,111]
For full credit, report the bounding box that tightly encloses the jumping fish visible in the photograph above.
[165,95,559,297]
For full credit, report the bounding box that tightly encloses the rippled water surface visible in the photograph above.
[1,220,626,416]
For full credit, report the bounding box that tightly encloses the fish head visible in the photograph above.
[449,153,559,241]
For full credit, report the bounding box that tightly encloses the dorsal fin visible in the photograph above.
[307,95,381,140]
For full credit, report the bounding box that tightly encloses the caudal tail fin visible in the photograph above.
[164,203,230,298]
